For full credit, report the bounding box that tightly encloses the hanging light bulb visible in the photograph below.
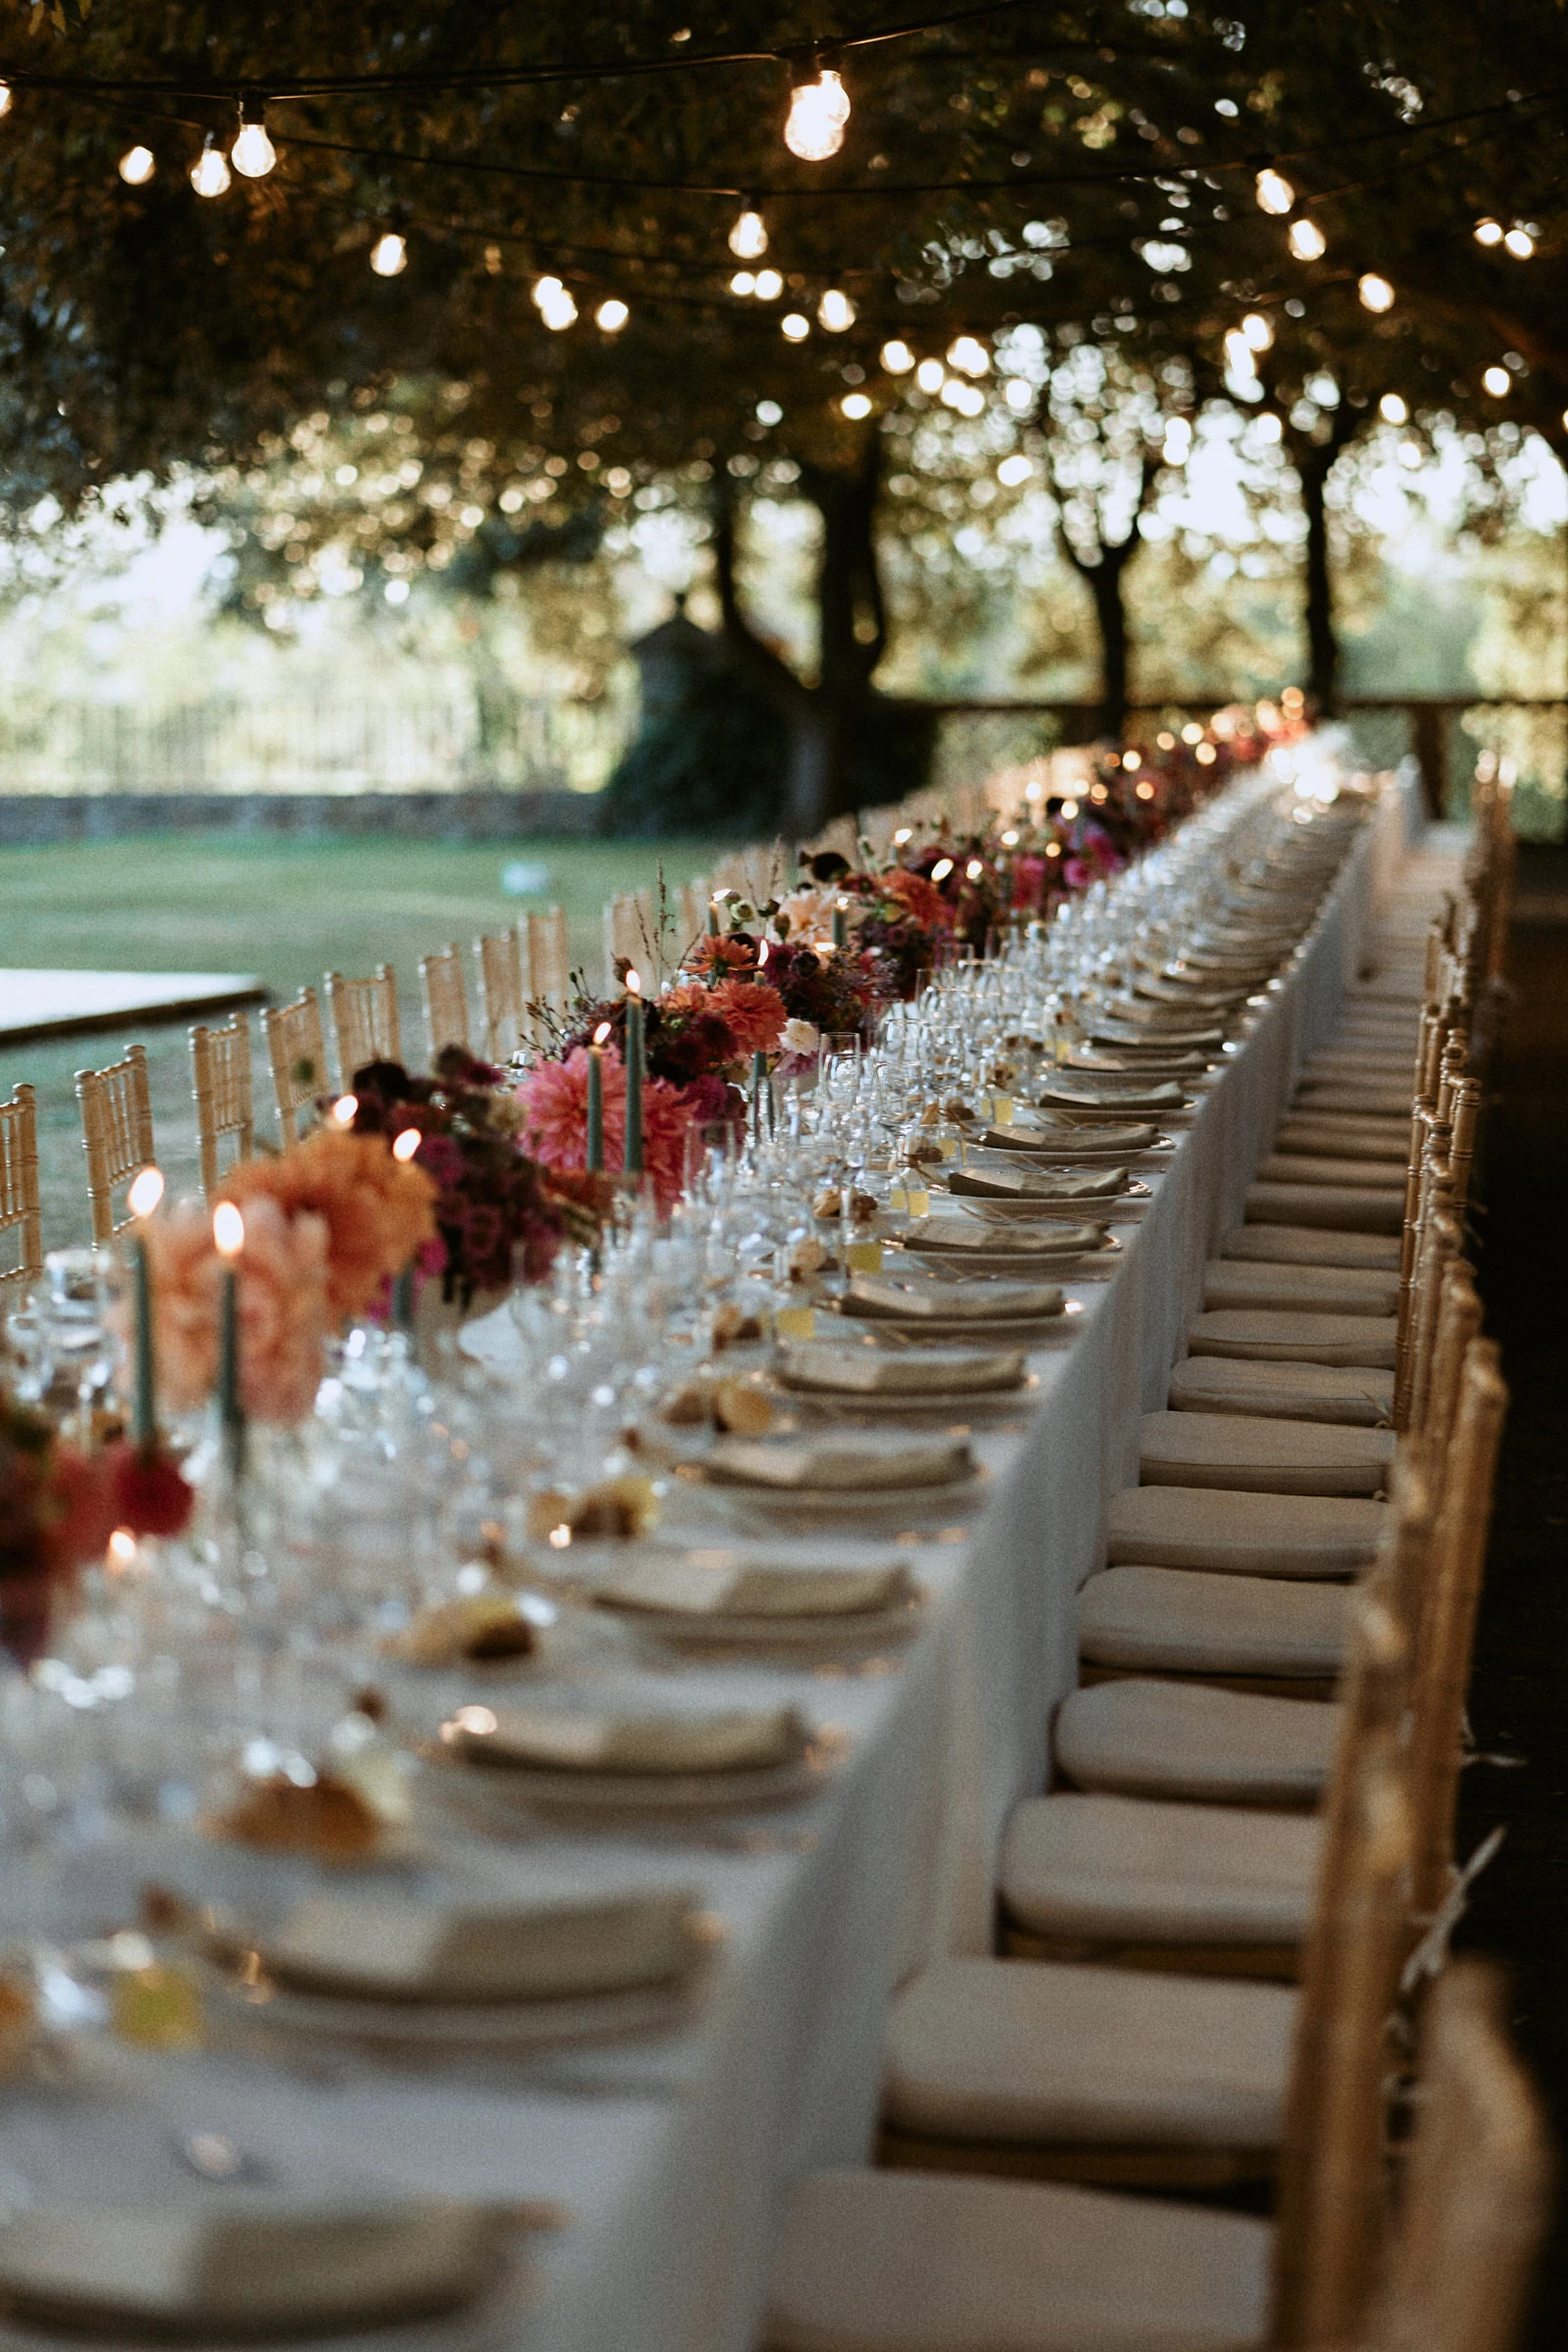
[914,357,945,393]
[1241,312,1273,351]
[946,335,990,377]
[118,144,156,185]
[370,231,408,277]
[780,312,810,341]
[533,274,578,329]
[1288,219,1326,261]
[880,339,914,374]
[728,207,768,261]
[754,267,783,301]
[817,286,856,332]
[784,64,851,162]
[0,82,12,120]
[1483,365,1510,397]
[1379,392,1408,424]
[595,297,629,332]
[230,97,276,179]
[1473,218,1504,247]
[1503,226,1535,259]
[1254,168,1295,216]
[1358,272,1395,313]
[730,270,757,296]
[841,392,872,419]
[189,135,231,199]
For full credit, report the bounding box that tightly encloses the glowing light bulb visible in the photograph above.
[1474,218,1503,247]
[754,268,783,300]
[213,1202,245,1258]
[0,82,11,120]
[1483,365,1510,397]
[1004,376,1033,412]
[730,270,756,296]
[126,1166,165,1219]
[997,454,1033,487]
[369,231,407,276]
[841,392,872,419]
[1241,311,1273,351]
[119,144,156,185]
[596,297,628,331]
[729,207,768,260]
[189,136,231,199]
[914,357,945,393]
[946,334,989,377]
[1224,328,1258,379]
[1288,219,1326,261]
[784,66,851,162]
[817,286,856,331]
[880,339,914,373]
[1503,226,1535,259]
[1379,392,1408,424]
[392,1128,422,1161]
[230,108,276,179]
[781,312,810,341]
[532,274,578,328]
[1358,272,1395,313]
[1254,168,1295,216]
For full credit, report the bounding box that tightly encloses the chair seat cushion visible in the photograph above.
[1220,1223,1401,1271]
[1188,1311,1397,1369]
[1254,1152,1407,1190]
[1272,1119,1412,1163]
[1107,1485,1388,1576]
[1138,1412,1395,1496]
[883,1960,1298,2149]
[765,2168,1272,2352]
[1079,1565,1351,1677]
[1291,1084,1412,1120]
[1201,1260,1397,1317]
[1000,1792,1322,1945]
[1055,1677,1340,1805]
[1167,1355,1394,1426]
[1244,1183,1403,1235]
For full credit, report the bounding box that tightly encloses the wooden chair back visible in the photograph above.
[0,1082,43,1289]
[75,1044,157,1245]
[604,890,651,990]
[1365,1962,1549,2352]
[262,987,328,1142]
[526,906,570,1010]
[190,1013,256,1198]
[475,928,526,1063]
[325,964,401,1089]
[418,943,469,1056]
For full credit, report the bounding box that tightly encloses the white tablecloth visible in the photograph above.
[0,772,1424,2352]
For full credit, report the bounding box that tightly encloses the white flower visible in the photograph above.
[775,885,838,939]
[782,1017,821,1055]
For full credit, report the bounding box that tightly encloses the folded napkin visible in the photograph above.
[1038,1079,1186,1114]
[706,1432,973,1488]
[902,1216,1103,1253]
[1087,1022,1225,1053]
[1065,1047,1207,1075]
[845,1273,1063,1322]
[447,1703,806,1777]
[597,1554,912,1618]
[948,1163,1127,1200]
[778,1341,1027,1394]
[986,1122,1158,1154]
[265,1883,698,1999]
[0,2200,504,2338]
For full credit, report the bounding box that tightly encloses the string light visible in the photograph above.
[0,82,11,120]
[730,270,756,295]
[1473,219,1503,246]
[230,98,276,179]
[942,377,985,416]
[781,311,809,341]
[946,334,989,377]
[997,454,1032,486]
[1254,168,1295,216]
[784,64,851,162]
[1223,327,1259,380]
[1004,377,1033,412]
[595,296,628,331]
[1358,271,1395,312]
[817,286,856,331]
[1240,312,1273,351]
[1379,392,1408,423]
[1503,226,1535,258]
[728,206,767,260]
[754,267,783,299]
[1288,219,1326,260]
[533,273,578,327]
[369,230,408,275]
[189,134,231,198]
[1483,365,1510,396]
[914,357,945,393]
[118,144,156,185]
[880,339,914,372]
[841,391,872,418]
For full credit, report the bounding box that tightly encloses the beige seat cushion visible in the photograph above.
[1201,1260,1397,1317]
[1243,1182,1403,1235]
[1079,1564,1350,1677]
[1188,1310,1396,1369]
[1138,1411,1395,1496]
[1167,1354,1394,1426]
[1054,1677,1340,1805]
[1291,1084,1412,1120]
[1220,1223,1401,1272]
[1303,1051,1413,1080]
[1272,1119,1412,1163]
[883,1959,1298,2149]
[1254,1152,1407,1190]
[1107,1484,1387,1575]
[1000,1792,1322,1946]
[764,2168,1272,2352]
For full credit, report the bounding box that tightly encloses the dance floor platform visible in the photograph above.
[0,968,267,1046]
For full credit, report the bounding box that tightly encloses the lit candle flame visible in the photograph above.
[392,1128,421,1161]
[126,1165,165,1219]
[592,1020,612,1046]
[107,1528,138,1571]
[758,939,769,966]
[331,1094,358,1127]
[213,1201,245,1258]
[930,858,954,882]
[625,968,642,997]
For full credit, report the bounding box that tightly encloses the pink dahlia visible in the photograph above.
[517,1046,626,1176]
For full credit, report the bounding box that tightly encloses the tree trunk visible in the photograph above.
[1089,558,1132,740]
[1298,452,1340,715]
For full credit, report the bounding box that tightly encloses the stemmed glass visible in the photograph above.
[40,1250,116,1439]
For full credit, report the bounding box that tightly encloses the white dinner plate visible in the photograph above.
[427,1741,833,1816]
[217,1968,698,2050]
[599,1589,927,1653]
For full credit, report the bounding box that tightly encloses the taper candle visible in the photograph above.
[832,897,849,951]
[213,1201,245,1475]
[587,1020,610,1173]
[623,975,645,1177]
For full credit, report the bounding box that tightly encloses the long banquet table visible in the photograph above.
[1,764,1432,2352]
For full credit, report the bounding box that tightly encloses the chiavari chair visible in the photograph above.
[262,987,328,1142]
[75,1044,158,1245]
[526,906,570,1010]
[0,1082,44,1289]
[324,964,401,1090]
[418,943,470,1056]
[189,1012,256,1198]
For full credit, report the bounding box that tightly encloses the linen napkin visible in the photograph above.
[844,1273,1063,1322]
[900,1216,1103,1254]
[705,1433,973,1488]
[264,1883,699,1998]
[0,2199,504,2338]
[1038,1078,1186,1114]
[985,1121,1159,1154]
[1087,1021,1225,1053]
[777,1340,1027,1393]
[445,1704,806,1777]
[947,1163,1127,1200]
[596,1554,913,1618]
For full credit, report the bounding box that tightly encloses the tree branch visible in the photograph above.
[710,473,808,710]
